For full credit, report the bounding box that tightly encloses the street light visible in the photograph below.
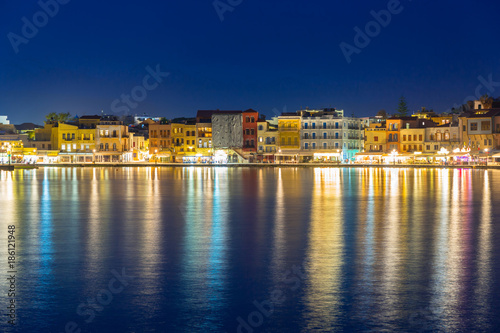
[92,149,96,164]
[155,149,158,164]
[485,148,489,166]
[390,149,398,165]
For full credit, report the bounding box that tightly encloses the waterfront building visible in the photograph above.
[340,111,365,161]
[299,109,342,162]
[424,124,460,154]
[170,119,197,162]
[459,109,500,153]
[257,118,278,162]
[276,113,301,162]
[212,111,244,163]
[149,121,171,162]
[400,127,426,153]
[95,116,131,163]
[242,109,259,162]
[195,112,213,163]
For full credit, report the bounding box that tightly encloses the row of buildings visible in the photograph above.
[1,100,500,164]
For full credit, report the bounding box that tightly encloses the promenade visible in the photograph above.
[29,162,500,170]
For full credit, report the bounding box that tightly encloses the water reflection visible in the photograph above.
[303,168,344,331]
[0,167,499,332]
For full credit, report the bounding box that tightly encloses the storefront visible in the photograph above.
[354,152,384,164]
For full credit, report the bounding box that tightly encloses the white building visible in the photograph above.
[0,116,10,125]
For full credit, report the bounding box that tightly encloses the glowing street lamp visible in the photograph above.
[390,149,398,165]
[155,149,158,164]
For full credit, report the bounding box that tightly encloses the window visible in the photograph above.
[312,133,316,139]
[394,134,398,141]
[374,136,378,142]
[444,132,449,140]
[62,133,66,140]
[489,139,492,146]
[430,134,434,141]
[305,143,308,149]
[304,123,308,129]
[403,135,406,141]
[323,133,327,139]
[250,129,254,135]
[323,123,326,129]
[463,125,466,132]
[312,123,316,129]
[426,145,430,150]
[403,145,406,151]
[113,143,117,151]
[312,142,316,149]
[419,145,422,151]
[245,129,250,135]
[484,139,487,146]
[258,125,263,131]
[470,123,478,131]
[304,133,309,139]
[335,123,339,129]
[294,137,298,145]
[323,142,327,149]
[413,135,417,141]
[287,137,291,145]
[434,145,439,150]
[389,134,393,141]
[419,135,422,141]
[250,139,254,147]
[113,130,117,137]
[251,117,255,123]
[105,143,109,151]
[481,121,490,131]
[61,144,66,150]
[259,137,263,142]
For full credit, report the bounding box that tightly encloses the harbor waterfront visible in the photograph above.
[1,166,500,332]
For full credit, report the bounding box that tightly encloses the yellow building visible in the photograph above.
[364,126,386,152]
[277,114,301,162]
[196,122,213,162]
[0,140,23,164]
[149,122,172,162]
[95,116,131,163]
[400,128,426,153]
[53,121,97,163]
[257,120,278,162]
[171,120,197,162]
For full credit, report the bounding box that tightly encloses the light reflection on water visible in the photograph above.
[0,167,499,332]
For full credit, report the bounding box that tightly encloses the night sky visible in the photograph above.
[1,0,499,125]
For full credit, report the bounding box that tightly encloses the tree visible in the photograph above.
[396,96,408,117]
[45,112,71,123]
[376,109,388,118]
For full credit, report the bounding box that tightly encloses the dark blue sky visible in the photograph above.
[1,0,499,124]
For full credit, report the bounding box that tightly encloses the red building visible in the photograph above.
[242,109,258,155]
